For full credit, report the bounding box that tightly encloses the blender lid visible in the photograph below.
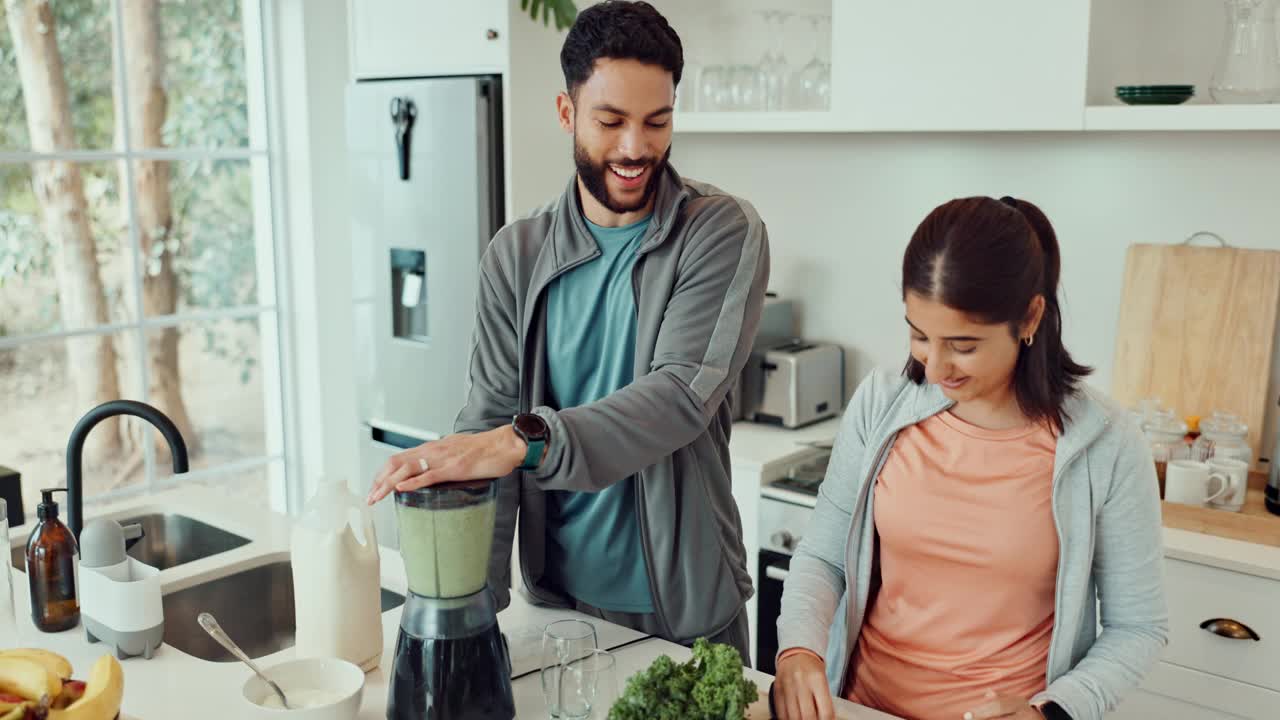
[402,478,496,493]
[395,478,498,509]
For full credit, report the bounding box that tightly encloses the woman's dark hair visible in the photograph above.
[560,1,683,99]
[901,196,1092,432]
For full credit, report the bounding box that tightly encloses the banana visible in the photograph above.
[0,704,24,720]
[0,656,60,702]
[49,655,123,720]
[0,649,73,680]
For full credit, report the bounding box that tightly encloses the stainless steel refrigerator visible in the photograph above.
[347,75,504,548]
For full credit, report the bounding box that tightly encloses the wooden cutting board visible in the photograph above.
[747,688,893,719]
[1111,240,1280,468]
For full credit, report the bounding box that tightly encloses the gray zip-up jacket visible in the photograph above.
[454,166,770,643]
[778,369,1168,720]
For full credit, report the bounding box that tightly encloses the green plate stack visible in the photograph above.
[1116,85,1195,105]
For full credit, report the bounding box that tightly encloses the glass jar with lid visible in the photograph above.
[1192,415,1252,467]
[1145,411,1189,500]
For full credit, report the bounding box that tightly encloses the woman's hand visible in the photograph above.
[772,652,835,720]
[963,691,1045,720]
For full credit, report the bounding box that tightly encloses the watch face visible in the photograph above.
[513,413,548,440]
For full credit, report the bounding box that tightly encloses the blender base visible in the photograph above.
[387,621,516,720]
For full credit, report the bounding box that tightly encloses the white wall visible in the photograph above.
[275,0,358,511]
[506,12,575,217]
[671,132,1280,455]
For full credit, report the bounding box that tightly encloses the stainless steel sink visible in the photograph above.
[162,559,405,662]
[11,513,250,572]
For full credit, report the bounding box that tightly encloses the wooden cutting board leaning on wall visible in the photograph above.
[1111,236,1280,469]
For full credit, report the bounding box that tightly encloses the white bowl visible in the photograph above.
[240,657,365,720]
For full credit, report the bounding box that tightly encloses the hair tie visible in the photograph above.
[1000,196,1019,209]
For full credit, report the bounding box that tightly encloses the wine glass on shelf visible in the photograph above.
[730,63,767,110]
[791,14,832,110]
[699,63,729,111]
[756,9,793,111]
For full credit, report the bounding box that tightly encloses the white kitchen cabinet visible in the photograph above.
[1106,558,1280,719]
[1112,691,1243,719]
[668,0,1091,132]
[838,0,1090,131]
[349,0,509,79]
[1163,558,1280,693]
[1109,660,1278,719]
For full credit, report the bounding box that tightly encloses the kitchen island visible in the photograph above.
[3,487,896,719]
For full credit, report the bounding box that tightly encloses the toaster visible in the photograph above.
[751,341,844,428]
[731,295,796,420]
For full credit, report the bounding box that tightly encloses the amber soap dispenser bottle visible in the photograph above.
[26,488,80,632]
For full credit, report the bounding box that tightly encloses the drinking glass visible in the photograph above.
[791,14,832,110]
[575,650,618,719]
[756,10,793,111]
[541,620,599,719]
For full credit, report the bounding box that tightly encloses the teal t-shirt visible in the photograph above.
[543,214,654,613]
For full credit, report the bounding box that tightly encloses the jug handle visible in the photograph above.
[346,505,379,551]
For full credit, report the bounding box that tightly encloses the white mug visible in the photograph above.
[1165,460,1228,507]
[1208,458,1249,512]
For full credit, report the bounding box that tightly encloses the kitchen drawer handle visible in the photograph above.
[765,565,790,582]
[1200,618,1261,641]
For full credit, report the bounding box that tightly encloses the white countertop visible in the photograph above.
[1162,525,1280,581]
[3,487,895,720]
[728,418,840,473]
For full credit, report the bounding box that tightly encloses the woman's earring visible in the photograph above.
[1023,335,1035,347]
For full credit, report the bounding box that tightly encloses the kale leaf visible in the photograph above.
[608,638,757,720]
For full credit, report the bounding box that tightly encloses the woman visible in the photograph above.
[772,197,1167,720]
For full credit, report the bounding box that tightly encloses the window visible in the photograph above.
[0,0,287,518]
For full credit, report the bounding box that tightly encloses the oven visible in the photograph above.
[756,547,792,675]
[755,461,822,675]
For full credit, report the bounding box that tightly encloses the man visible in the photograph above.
[368,0,769,663]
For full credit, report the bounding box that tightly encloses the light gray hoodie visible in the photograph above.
[777,368,1168,720]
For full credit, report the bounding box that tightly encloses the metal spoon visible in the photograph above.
[198,612,290,709]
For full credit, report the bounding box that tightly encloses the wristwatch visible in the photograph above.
[511,413,549,471]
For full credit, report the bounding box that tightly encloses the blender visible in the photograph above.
[387,479,515,720]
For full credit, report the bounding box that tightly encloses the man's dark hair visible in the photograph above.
[560,1,683,99]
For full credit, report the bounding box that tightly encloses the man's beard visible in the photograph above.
[573,137,671,214]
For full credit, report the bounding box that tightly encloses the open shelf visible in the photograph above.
[1086,104,1280,131]
[652,0,835,132]
[672,111,846,133]
[1085,0,1280,131]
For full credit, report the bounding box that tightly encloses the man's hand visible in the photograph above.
[366,426,527,504]
[963,691,1045,720]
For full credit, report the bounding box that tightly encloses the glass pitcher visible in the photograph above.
[1210,0,1280,103]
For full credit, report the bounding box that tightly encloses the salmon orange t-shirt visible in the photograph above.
[847,411,1059,720]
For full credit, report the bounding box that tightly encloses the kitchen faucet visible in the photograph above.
[65,400,190,540]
